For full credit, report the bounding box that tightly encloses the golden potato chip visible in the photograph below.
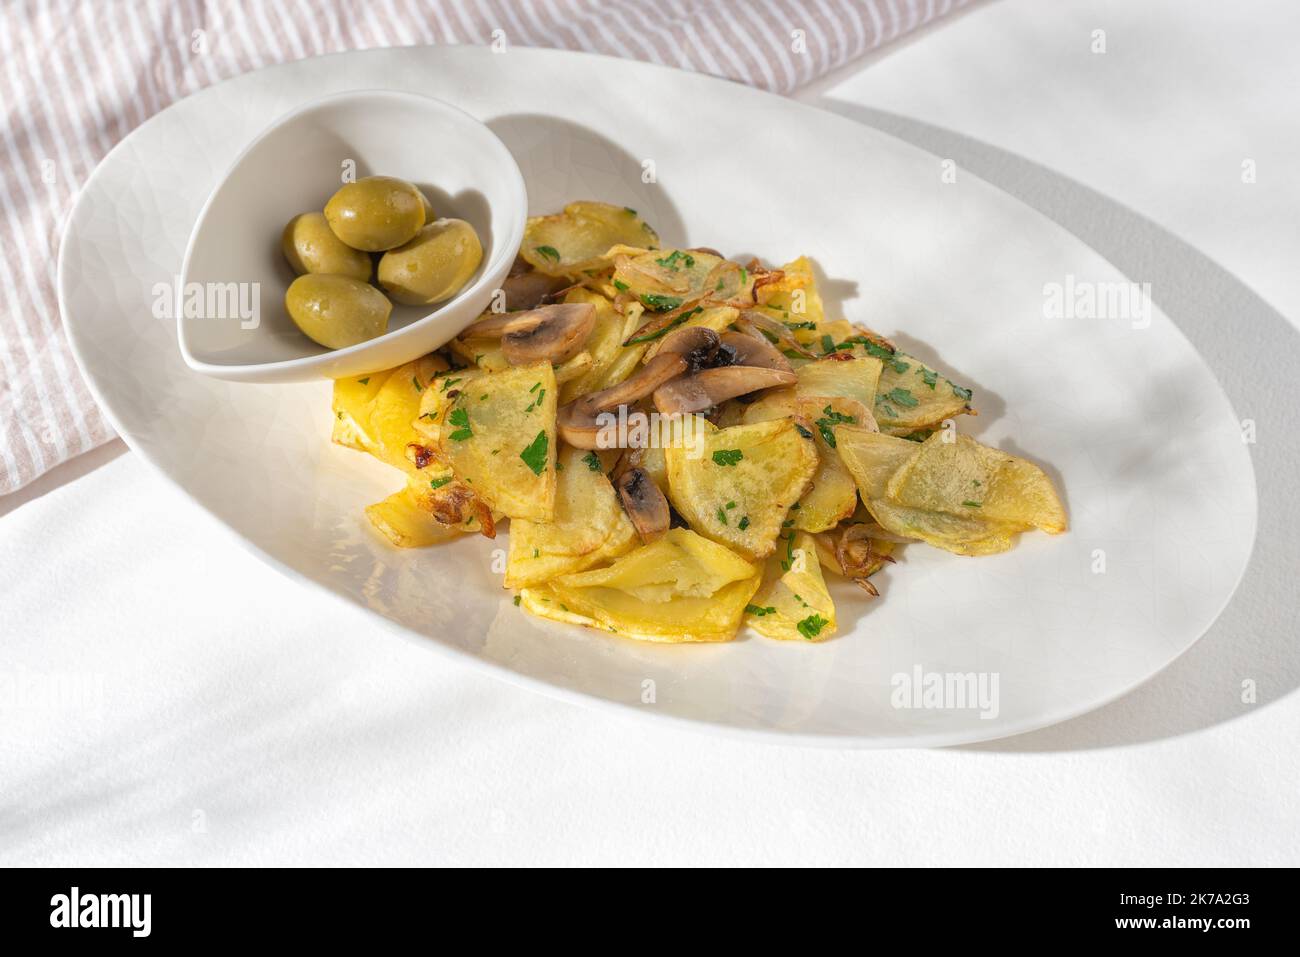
[331,369,393,451]
[612,248,724,313]
[505,446,639,588]
[886,433,1067,534]
[557,289,634,403]
[752,256,825,338]
[364,482,472,548]
[795,355,883,411]
[518,529,761,642]
[344,357,446,471]
[872,352,973,435]
[745,532,837,641]
[834,427,919,499]
[520,576,760,643]
[665,417,819,561]
[438,361,557,522]
[865,499,1018,556]
[521,202,659,277]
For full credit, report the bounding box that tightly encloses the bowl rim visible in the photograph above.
[176,87,527,378]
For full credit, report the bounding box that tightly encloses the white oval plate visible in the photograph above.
[58,46,1256,747]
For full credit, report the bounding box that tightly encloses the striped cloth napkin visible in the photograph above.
[0,0,967,494]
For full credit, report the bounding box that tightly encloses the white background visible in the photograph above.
[3,0,1297,865]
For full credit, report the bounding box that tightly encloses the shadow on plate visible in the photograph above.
[813,101,1298,752]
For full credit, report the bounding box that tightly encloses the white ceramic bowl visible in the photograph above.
[177,89,526,382]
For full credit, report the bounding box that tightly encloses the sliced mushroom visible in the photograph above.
[719,330,792,372]
[556,352,688,449]
[656,325,721,369]
[616,467,670,544]
[500,270,571,311]
[464,303,596,365]
[653,366,797,415]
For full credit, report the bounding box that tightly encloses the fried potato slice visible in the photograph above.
[612,248,725,313]
[745,531,837,641]
[665,418,819,561]
[795,354,883,411]
[518,528,761,642]
[505,446,639,588]
[864,499,1018,556]
[332,369,394,451]
[886,433,1067,534]
[834,427,919,499]
[364,481,480,548]
[872,352,973,435]
[332,356,447,470]
[438,361,557,522]
[752,255,825,337]
[521,202,659,277]
[741,395,862,533]
[557,288,633,403]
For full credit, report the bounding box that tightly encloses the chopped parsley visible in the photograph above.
[429,476,453,489]
[439,376,462,393]
[962,500,982,508]
[612,279,629,291]
[655,250,695,271]
[513,595,521,606]
[357,377,370,385]
[534,245,560,262]
[880,387,919,409]
[582,451,602,471]
[625,307,700,344]
[952,383,973,401]
[716,507,728,525]
[738,516,750,531]
[745,605,777,617]
[519,430,548,475]
[447,406,473,441]
[797,613,829,640]
[640,293,684,312]
[814,405,857,447]
[920,368,938,390]
[712,449,743,466]
[794,423,813,440]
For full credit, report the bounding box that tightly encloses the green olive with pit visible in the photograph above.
[281,212,372,280]
[324,175,426,252]
[377,218,484,306]
[285,274,392,349]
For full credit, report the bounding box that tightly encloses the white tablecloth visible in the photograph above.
[4,0,1298,866]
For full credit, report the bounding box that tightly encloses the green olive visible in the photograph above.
[377,218,484,306]
[418,189,436,223]
[281,212,372,280]
[285,274,392,349]
[324,176,426,251]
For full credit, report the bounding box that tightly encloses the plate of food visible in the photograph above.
[58,46,1256,746]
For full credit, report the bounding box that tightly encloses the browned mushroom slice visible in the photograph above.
[656,325,722,369]
[463,303,596,365]
[557,352,689,449]
[719,330,792,372]
[615,467,670,544]
[500,269,571,311]
[652,366,797,415]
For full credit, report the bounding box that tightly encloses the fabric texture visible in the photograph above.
[0,0,968,493]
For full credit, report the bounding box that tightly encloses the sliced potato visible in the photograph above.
[745,531,837,642]
[505,446,639,588]
[365,482,473,548]
[557,288,630,402]
[864,499,1018,557]
[438,361,557,522]
[752,256,826,339]
[886,433,1067,534]
[665,418,819,561]
[521,576,759,643]
[612,247,724,313]
[518,528,761,642]
[332,369,394,451]
[835,427,919,499]
[521,202,659,277]
[795,355,883,411]
[873,352,973,435]
[338,356,447,471]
